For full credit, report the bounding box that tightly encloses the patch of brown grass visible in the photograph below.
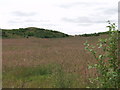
[2,35,107,87]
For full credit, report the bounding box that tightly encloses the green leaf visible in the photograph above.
[88,65,93,69]
[89,49,93,52]
[98,55,103,59]
[94,64,98,67]
[98,43,102,48]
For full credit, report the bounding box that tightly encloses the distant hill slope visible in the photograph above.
[1,27,69,38]
[79,31,120,37]
[1,27,120,38]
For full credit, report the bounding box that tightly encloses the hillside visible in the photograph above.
[79,31,120,37]
[1,27,120,38]
[1,27,69,38]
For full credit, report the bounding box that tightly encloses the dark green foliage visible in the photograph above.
[80,31,120,37]
[2,27,69,38]
[81,33,100,37]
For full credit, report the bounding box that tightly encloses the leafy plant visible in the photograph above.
[84,21,120,88]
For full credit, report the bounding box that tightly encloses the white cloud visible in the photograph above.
[0,0,119,35]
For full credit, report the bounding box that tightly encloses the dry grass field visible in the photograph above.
[2,35,109,88]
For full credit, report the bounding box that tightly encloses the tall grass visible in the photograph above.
[3,64,55,88]
[54,64,73,88]
[84,21,120,88]
[3,63,77,88]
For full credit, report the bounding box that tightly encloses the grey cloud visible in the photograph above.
[8,19,23,23]
[103,8,117,15]
[40,24,56,26]
[58,2,106,8]
[8,19,56,28]
[12,11,37,17]
[78,23,93,26]
[25,19,50,22]
[62,17,106,24]
[63,17,91,23]
[8,19,49,24]
[93,6,117,16]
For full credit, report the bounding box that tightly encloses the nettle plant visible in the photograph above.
[84,21,120,88]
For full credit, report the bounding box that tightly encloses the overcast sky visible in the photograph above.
[0,0,119,35]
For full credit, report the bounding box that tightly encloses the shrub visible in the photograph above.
[84,21,120,88]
